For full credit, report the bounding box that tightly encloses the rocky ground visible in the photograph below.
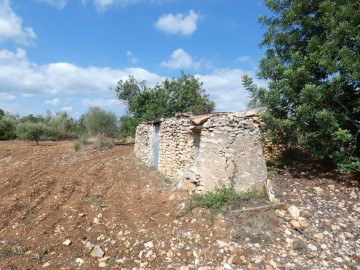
[0,141,359,270]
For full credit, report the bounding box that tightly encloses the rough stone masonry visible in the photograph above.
[134,110,267,193]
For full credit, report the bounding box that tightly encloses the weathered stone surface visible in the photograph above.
[90,245,104,258]
[134,110,267,193]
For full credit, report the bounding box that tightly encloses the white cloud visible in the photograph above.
[22,93,34,98]
[45,98,61,106]
[237,56,251,63]
[81,98,122,107]
[161,48,200,70]
[93,0,142,11]
[92,0,169,11]
[126,51,139,64]
[0,0,36,45]
[61,106,73,112]
[0,48,163,97]
[155,10,199,36]
[0,92,16,101]
[196,69,266,112]
[36,0,67,9]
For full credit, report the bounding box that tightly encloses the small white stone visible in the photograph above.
[144,241,154,249]
[93,217,100,224]
[90,245,104,258]
[76,258,84,266]
[217,240,229,248]
[308,244,317,251]
[84,241,94,250]
[98,262,107,268]
[63,239,71,246]
[42,262,50,268]
[288,205,300,219]
[314,187,324,195]
[223,263,232,269]
[334,257,344,263]
[314,233,324,240]
[350,191,358,199]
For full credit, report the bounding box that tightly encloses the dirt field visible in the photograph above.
[0,141,359,270]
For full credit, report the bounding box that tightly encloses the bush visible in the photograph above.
[84,107,117,137]
[73,134,90,151]
[0,116,17,140]
[73,134,114,151]
[47,112,76,140]
[118,115,140,138]
[188,186,239,218]
[16,122,48,145]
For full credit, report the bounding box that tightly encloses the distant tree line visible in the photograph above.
[0,73,215,144]
[0,107,118,145]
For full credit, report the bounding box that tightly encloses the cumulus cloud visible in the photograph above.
[237,56,251,63]
[0,0,36,45]
[0,48,163,98]
[92,0,170,11]
[155,10,199,36]
[93,0,142,11]
[81,98,122,107]
[61,106,73,112]
[0,48,264,116]
[161,48,200,70]
[0,92,16,101]
[36,0,67,9]
[45,98,61,106]
[196,69,266,112]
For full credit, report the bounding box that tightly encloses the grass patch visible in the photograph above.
[85,196,106,208]
[0,246,25,259]
[186,186,239,218]
[186,186,268,218]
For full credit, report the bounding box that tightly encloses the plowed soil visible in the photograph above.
[1,141,359,270]
[0,141,232,269]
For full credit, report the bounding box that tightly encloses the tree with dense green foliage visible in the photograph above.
[0,109,5,119]
[244,0,360,172]
[19,114,45,124]
[114,73,215,137]
[47,112,77,140]
[16,122,48,145]
[0,116,17,140]
[84,107,118,137]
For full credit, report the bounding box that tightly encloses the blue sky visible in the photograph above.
[0,0,270,118]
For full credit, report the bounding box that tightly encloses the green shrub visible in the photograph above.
[73,134,90,151]
[73,134,114,151]
[118,115,140,139]
[74,141,81,151]
[187,186,240,218]
[0,116,17,140]
[16,122,48,145]
[84,107,117,137]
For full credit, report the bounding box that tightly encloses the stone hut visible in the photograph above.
[134,110,267,193]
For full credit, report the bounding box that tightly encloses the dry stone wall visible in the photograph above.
[134,123,153,165]
[134,110,267,193]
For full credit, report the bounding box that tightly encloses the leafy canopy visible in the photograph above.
[16,122,48,145]
[84,107,118,137]
[114,73,215,137]
[245,0,360,171]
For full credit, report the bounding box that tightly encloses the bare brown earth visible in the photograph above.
[0,141,359,270]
